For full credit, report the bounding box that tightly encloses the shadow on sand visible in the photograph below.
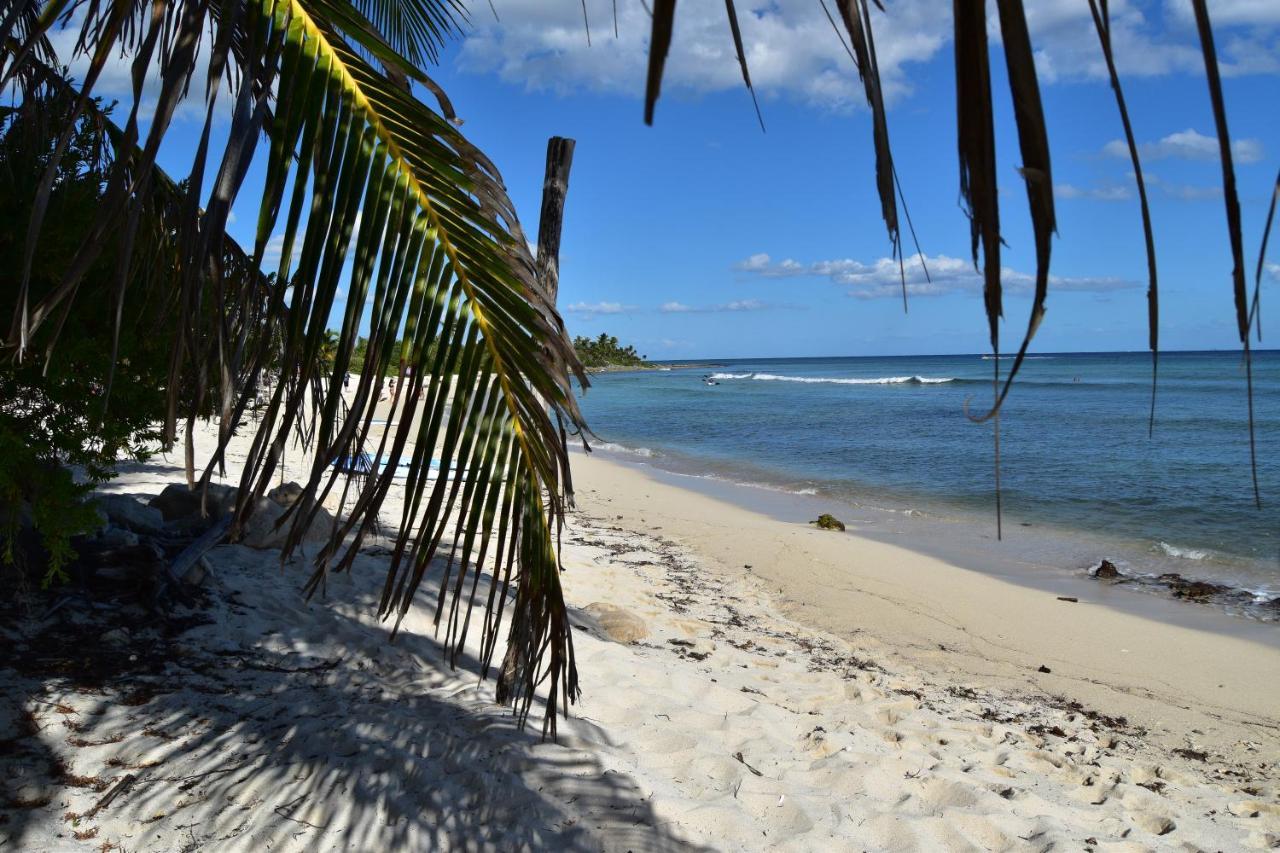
[2,457,704,851]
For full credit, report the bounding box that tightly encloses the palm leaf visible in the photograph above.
[967,0,1055,424]
[3,0,589,732]
[1190,0,1259,509]
[1087,0,1159,437]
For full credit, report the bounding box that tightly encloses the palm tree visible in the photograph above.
[1,0,588,732]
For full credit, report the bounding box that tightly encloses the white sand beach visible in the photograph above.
[3,420,1278,851]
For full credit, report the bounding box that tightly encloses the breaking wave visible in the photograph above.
[596,442,656,458]
[1156,541,1210,561]
[708,372,957,386]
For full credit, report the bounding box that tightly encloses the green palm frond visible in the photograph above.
[2,0,588,731]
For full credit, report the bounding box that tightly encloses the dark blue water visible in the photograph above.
[574,351,1279,602]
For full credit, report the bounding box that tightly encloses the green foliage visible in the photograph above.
[345,335,445,377]
[0,94,169,584]
[572,333,647,369]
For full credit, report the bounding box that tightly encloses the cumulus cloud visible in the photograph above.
[1103,129,1265,164]
[459,1,951,110]
[565,301,634,316]
[457,1,1279,111]
[736,253,1137,300]
[735,253,772,272]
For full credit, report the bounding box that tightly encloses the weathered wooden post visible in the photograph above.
[535,136,576,305]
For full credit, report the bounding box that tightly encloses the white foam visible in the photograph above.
[596,442,656,458]
[708,372,955,385]
[1156,541,1210,561]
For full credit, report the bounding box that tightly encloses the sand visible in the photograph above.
[3,422,1278,851]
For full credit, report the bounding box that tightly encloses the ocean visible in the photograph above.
[572,350,1279,618]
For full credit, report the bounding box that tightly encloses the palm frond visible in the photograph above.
[723,0,763,132]
[967,0,1055,423]
[833,0,902,308]
[643,0,675,125]
[1190,0,1259,509]
[1087,0,1159,437]
[3,0,588,732]
[1252,169,1279,339]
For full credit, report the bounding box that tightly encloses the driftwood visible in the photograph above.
[84,773,136,819]
[167,515,231,586]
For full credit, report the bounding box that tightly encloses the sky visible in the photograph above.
[58,0,1280,359]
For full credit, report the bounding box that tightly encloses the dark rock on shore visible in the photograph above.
[1092,559,1120,579]
[811,514,846,532]
[1158,573,1230,600]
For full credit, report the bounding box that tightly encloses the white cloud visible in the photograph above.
[1055,182,1132,201]
[735,253,772,272]
[659,298,774,313]
[1142,172,1223,201]
[46,15,226,125]
[737,252,1137,300]
[565,301,634,316]
[1103,129,1266,164]
[261,234,287,269]
[456,1,1279,111]
[458,0,953,110]
[1163,0,1280,28]
[1265,262,1279,280]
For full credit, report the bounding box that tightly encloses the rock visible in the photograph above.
[102,628,130,645]
[96,526,139,549]
[1093,559,1120,579]
[810,513,846,532]
[1158,573,1228,600]
[1037,664,1052,674]
[240,497,337,550]
[240,498,288,549]
[150,482,238,522]
[95,494,165,534]
[267,481,305,508]
[584,602,648,644]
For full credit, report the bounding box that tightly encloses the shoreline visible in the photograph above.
[577,440,1280,626]
[566,449,1280,764]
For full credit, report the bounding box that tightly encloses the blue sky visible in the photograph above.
[68,0,1280,359]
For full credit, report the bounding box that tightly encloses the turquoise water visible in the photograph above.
[574,350,1279,604]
